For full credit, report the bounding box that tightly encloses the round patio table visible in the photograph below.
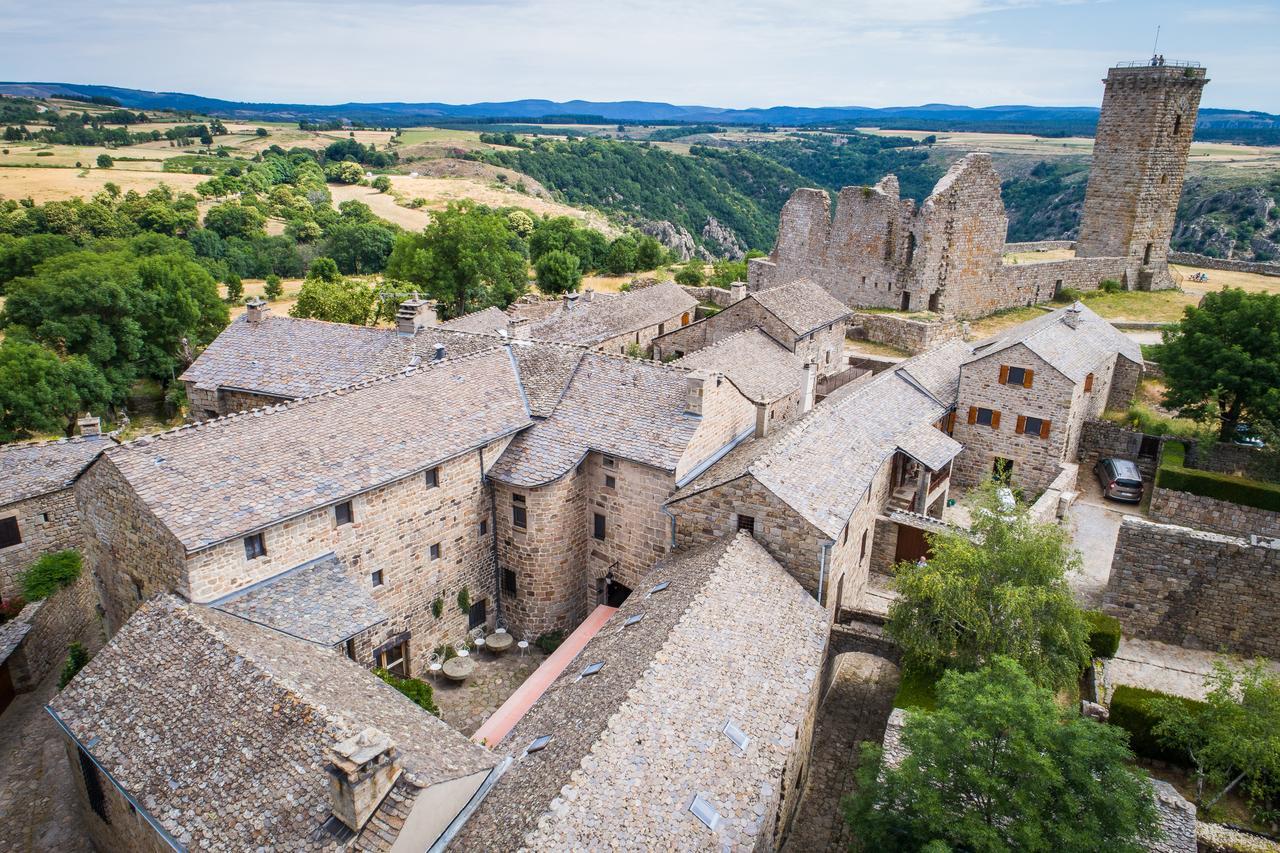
[485,632,514,654]
[443,656,476,682]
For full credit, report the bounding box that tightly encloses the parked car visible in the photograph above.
[1094,458,1144,503]
[1233,423,1266,448]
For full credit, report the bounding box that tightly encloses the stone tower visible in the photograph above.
[1075,60,1208,289]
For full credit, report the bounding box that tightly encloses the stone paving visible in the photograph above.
[782,652,900,853]
[1105,637,1280,702]
[0,619,104,853]
[432,644,548,737]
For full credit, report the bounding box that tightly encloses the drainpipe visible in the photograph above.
[480,447,502,625]
[817,539,833,607]
[660,505,678,550]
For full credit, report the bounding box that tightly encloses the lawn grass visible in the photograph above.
[893,667,940,711]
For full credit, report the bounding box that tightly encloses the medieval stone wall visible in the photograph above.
[674,374,758,482]
[650,297,797,362]
[184,384,291,422]
[796,322,851,377]
[6,570,98,691]
[1105,515,1280,658]
[1077,418,1162,480]
[991,255,1131,305]
[1168,251,1280,277]
[0,488,83,600]
[1004,240,1077,252]
[1148,486,1280,540]
[849,312,963,355]
[596,310,694,357]
[61,737,173,853]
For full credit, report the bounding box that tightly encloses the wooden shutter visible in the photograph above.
[998,365,1009,384]
[1084,373,1094,392]
[990,410,1002,430]
[1039,419,1052,439]
[1022,369,1034,388]
[1015,415,1026,435]
[967,406,977,424]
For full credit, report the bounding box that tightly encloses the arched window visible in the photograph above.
[905,232,917,266]
[1173,114,1182,135]
[681,312,690,326]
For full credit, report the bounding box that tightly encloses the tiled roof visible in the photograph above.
[106,348,532,551]
[179,313,397,399]
[454,534,828,851]
[438,306,511,335]
[210,553,388,647]
[671,347,963,538]
[0,602,38,662]
[1,435,114,507]
[363,328,506,377]
[966,302,1142,382]
[527,282,697,347]
[488,353,699,487]
[675,328,805,404]
[49,595,496,852]
[749,278,852,337]
[897,340,972,404]
[507,340,587,418]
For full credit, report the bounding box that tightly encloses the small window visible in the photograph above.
[736,514,755,533]
[429,542,441,560]
[604,474,616,489]
[377,639,408,677]
[602,456,616,469]
[479,518,489,536]
[345,638,358,661]
[0,516,20,549]
[1084,373,1095,393]
[77,747,110,825]
[623,613,644,627]
[860,529,868,561]
[335,501,353,526]
[469,599,487,629]
[40,512,50,523]
[502,568,517,594]
[425,467,439,488]
[371,569,384,587]
[525,735,551,754]
[1018,416,1051,439]
[1001,365,1032,387]
[579,661,604,679]
[975,407,997,428]
[689,794,721,831]
[593,513,606,541]
[512,494,527,529]
[722,720,750,751]
[243,532,265,560]
[649,580,670,595]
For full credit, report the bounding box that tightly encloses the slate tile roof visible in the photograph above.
[966,301,1142,382]
[527,281,697,347]
[363,328,506,377]
[749,278,852,337]
[49,595,496,852]
[507,340,587,418]
[455,533,827,851]
[438,306,511,335]
[1,434,114,507]
[210,553,389,647]
[487,353,699,487]
[674,328,805,404]
[105,348,532,551]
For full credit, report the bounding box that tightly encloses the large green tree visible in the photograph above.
[203,201,267,240]
[0,336,112,439]
[1160,288,1280,440]
[324,221,396,275]
[886,485,1090,690]
[845,657,1160,853]
[384,201,526,318]
[534,249,582,295]
[289,275,375,326]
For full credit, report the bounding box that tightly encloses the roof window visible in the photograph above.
[578,661,604,680]
[648,580,670,595]
[689,794,721,831]
[723,720,750,751]
[525,735,551,755]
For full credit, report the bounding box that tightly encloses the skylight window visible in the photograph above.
[689,794,721,831]
[525,735,551,755]
[722,720,750,752]
[648,581,670,595]
[578,661,604,679]
[623,613,644,628]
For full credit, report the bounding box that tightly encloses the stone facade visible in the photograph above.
[0,488,83,600]
[849,311,963,355]
[63,738,174,853]
[185,384,289,421]
[3,571,99,692]
[1105,516,1280,659]
[1148,486,1280,540]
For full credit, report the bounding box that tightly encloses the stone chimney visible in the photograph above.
[562,292,580,312]
[77,415,101,437]
[582,288,595,303]
[685,370,712,417]
[326,728,402,832]
[802,363,817,413]
[754,402,769,438]
[730,282,747,304]
[432,342,446,362]
[245,297,268,325]
[510,317,532,341]
[396,295,438,337]
[1062,301,1084,329]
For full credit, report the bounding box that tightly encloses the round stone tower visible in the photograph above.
[1074,59,1209,289]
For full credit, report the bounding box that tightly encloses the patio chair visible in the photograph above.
[427,653,443,681]
[518,635,531,656]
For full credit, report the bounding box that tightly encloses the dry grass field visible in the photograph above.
[0,166,207,200]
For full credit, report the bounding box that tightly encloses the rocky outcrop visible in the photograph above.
[701,216,747,259]
[637,219,706,261]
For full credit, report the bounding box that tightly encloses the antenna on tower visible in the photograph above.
[1151,24,1161,57]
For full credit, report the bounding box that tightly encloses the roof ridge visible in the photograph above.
[250,312,399,335]
[0,433,113,453]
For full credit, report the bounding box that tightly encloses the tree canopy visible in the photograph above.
[0,336,111,439]
[289,274,376,326]
[534,249,582,295]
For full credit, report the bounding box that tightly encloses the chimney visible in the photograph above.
[396,295,438,336]
[510,317,532,340]
[245,297,268,325]
[326,728,402,832]
[77,415,101,437]
[562,292,580,312]
[432,342,446,362]
[730,282,747,304]
[802,363,817,413]
[582,288,595,303]
[754,402,769,438]
[685,370,711,417]
[1063,301,1084,329]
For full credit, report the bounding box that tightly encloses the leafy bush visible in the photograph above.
[431,597,443,619]
[457,586,471,614]
[1084,610,1122,658]
[224,274,244,303]
[1108,685,1206,764]
[536,630,566,654]
[20,550,82,601]
[1053,286,1084,303]
[263,274,283,300]
[674,261,705,286]
[374,667,440,716]
[58,642,90,689]
[534,249,582,295]
[96,154,113,168]
[1158,440,1280,512]
[1099,278,1122,294]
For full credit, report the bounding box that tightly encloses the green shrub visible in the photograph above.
[20,550,82,601]
[432,643,458,662]
[893,666,940,710]
[1158,440,1280,512]
[263,274,283,300]
[535,630,566,654]
[457,586,471,614]
[1108,685,1206,764]
[1053,286,1084,303]
[674,261,705,287]
[431,597,443,619]
[374,667,440,716]
[1084,611,1122,658]
[1098,278,1122,294]
[58,642,89,689]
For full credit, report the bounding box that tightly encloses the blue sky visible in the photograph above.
[0,0,1274,111]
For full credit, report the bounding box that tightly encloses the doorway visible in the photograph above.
[606,580,632,608]
[893,524,931,564]
[900,292,911,311]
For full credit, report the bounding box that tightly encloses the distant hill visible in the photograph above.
[2,81,1277,143]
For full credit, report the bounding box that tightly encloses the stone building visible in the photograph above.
[525,281,699,355]
[651,278,851,375]
[951,302,1142,496]
[451,533,829,852]
[674,327,811,434]
[0,422,114,599]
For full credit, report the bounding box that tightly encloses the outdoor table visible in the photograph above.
[443,656,475,682]
[485,632,514,654]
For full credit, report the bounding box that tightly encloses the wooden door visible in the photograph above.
[894,524,931,565]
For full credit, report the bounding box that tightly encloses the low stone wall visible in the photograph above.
[1077,419,1163,481]
[1194,441,1275,481]
[1028,463,1077,523]
[848,312,964,355]
[1169,251,1280,278]
[5,571,98,691]
[1197,822,1280,852]
[847,354,900,375]
[1003,240,1076,253]
[679,284,734,307]
[1149,486,1280,539]
[1104,516,1280,659]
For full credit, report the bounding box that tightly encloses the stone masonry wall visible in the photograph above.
[651,297,798,362]
[992,255,1131,305]
[580,455,677,609]
[184,383,291,422]
[1105,515,1280,658]
[1168,251,1280,278]
[61,736,173,853]
[849,312,963,355]
[1004,240,1077,252]
[1148,486,1280,540]
[596,310,692,357]
[795,322,851,378]
[7,570,98,691]
[1077,419,1163,481]
[0,488,83,600]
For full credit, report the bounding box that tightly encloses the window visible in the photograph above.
[335,500,353,526]
[1143,242,1154,265]
[993,458,1014,481]
[40,512,50,523]
[0,516,20,549]
[602,456,615,468]
[623,613,644,627]
[371,570,384,587]
[900,292,911,311]
[512,494,527,529]
[376,638,409,677]
[430,542,442,561]
[1017,416,1051,439]
[425,466,439,488]
[479,519,489,536]
[77,747,110,825]
[1084,373,1095,393]
[1173,114,1182,135]
[604,474,616,489]
[593,513,607,541]
[243,532,265,560]
[579,661,604,679]
[468,599,487,630]
[1000,365,1033,387]
[649,580,670,595]
[968,406,1000,429]
[502,568,517,595]
[525,735,552,754]
[345,639,357,661]
[841,526,848,546]
[736,514,755,533]
[860,529,868,561]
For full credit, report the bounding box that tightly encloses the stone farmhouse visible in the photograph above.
[673,328,811,432]
[749,62,1209,318]
[522,280,698,354]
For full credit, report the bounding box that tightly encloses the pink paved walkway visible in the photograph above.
[471,605,617,747]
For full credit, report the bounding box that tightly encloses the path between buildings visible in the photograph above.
[1066,469,1147,608]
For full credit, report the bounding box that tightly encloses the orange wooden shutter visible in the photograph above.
[967,406,977,424]
[998,365,1009,384]
[991,410,1002,429]
[1022,369,1034,388]
[1015,415,1026,435]
[1040,419,1051,439]
[1084,373,1094,392]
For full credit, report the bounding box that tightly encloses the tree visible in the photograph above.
[307,256,341,282]
[204,202,267,240]
[384,201,527,318]
[634,235,665,271]
[255,127,269,137]
[224,273,243,303]
[1150,658,1280,822]
[605,235,638,275]
[132,254,228,381]
[289,275,374,325]
[324,221,396,275]
[886,484,1090,690]
[1160,289,1280,440]
[845,657,1160,853]
[535,249,582,295]
[507,209,534,238]
[264,274,283,300]
[325,161,365,184]
[96,153,113,168]
[674,260,705,286]
[0,336,111,439]
[371,175,392,193]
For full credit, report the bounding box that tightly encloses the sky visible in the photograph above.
[0,0,1274,111]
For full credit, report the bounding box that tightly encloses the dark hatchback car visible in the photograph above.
[1094,457,1145,503]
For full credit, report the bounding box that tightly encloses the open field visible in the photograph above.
[223,278,306,320]
[1171,263,1280,295]
[0,165,207,200]
[0,142,189,168]
[1002,248,1076,264]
